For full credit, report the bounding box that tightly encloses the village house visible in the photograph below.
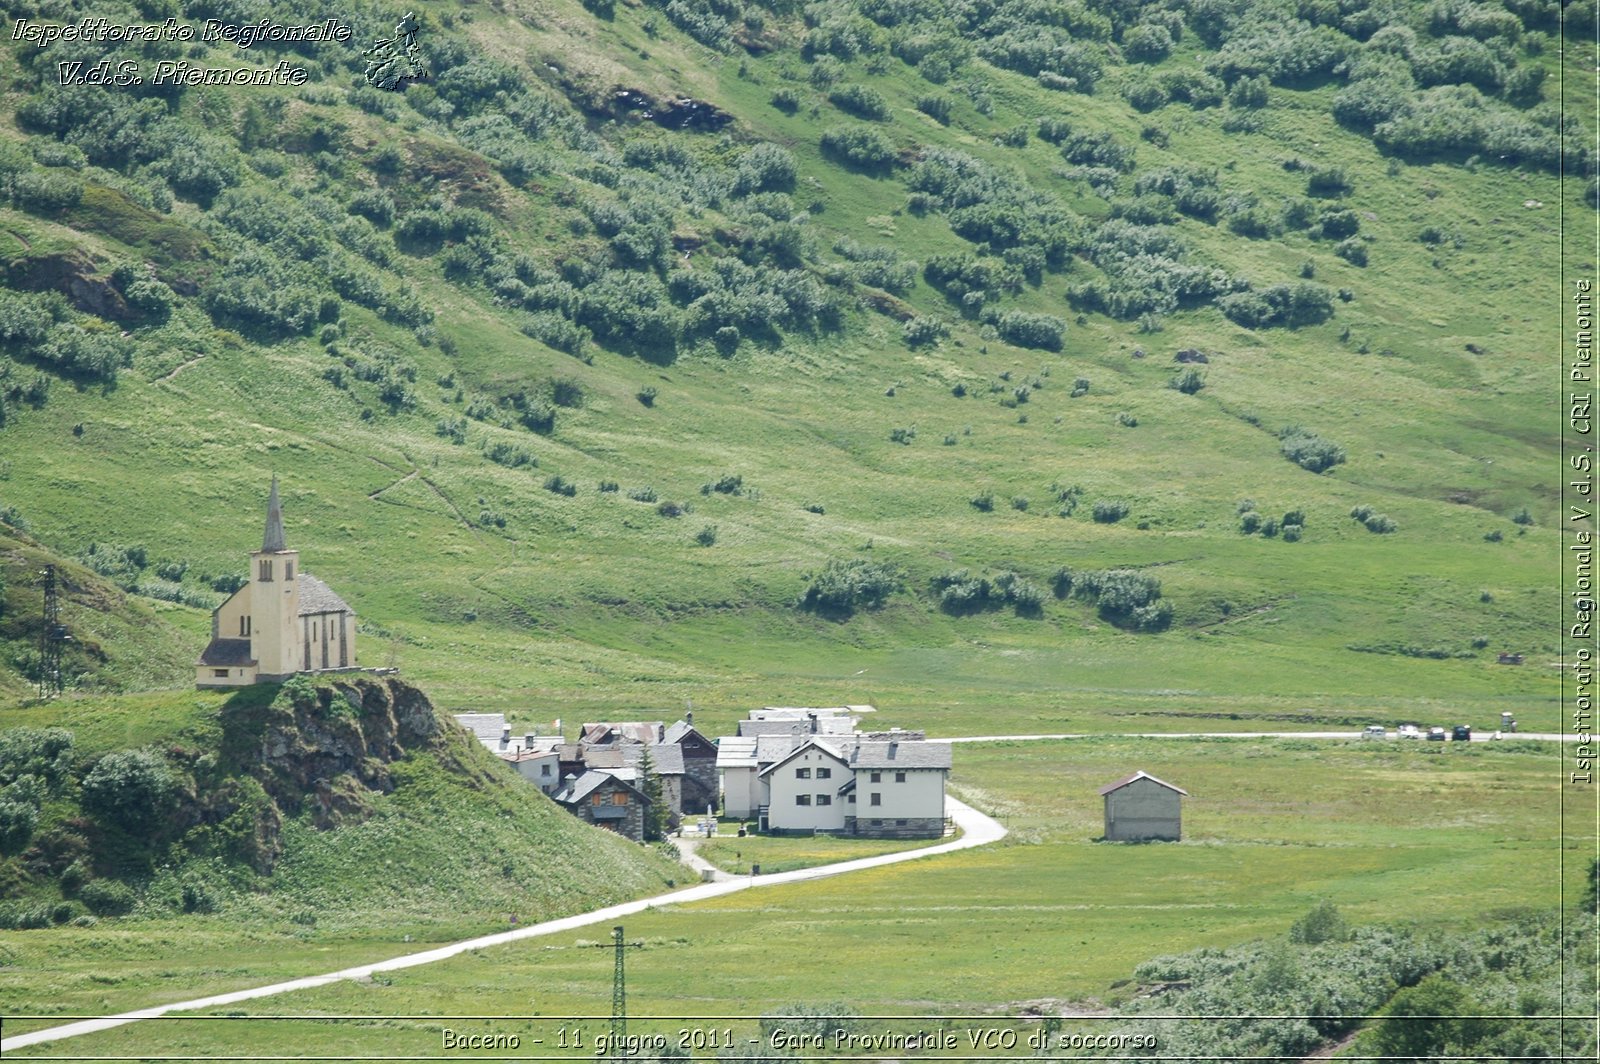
[196,478,357,689]
[552,770,651,843]
[452,713,562,795]
[725,700,952,839]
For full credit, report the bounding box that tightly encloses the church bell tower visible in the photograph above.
[249,477,302,680]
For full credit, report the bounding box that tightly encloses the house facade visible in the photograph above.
[759,739,851,833]
[196,478,357,689]
[553,770,651,843]
[843,739,951,839]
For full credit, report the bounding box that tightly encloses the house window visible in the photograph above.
[796,794,811,806]
[796,768,811,779]
[259,559,272,582]
[870,792,881,806]
[816,794,831,806]
[896,819,907,826]
[213,669,229,678]
[612,792,628,806]
[870,771,881,783]
[541,764,551,776]
[870,819,883,826]
[591,793,606,806]
[895,771,906,783]
[817,767,831,779]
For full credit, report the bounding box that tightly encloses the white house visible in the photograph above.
[843,738,951,838]
[716,737,759,818]
[759,738,851,833]
[452,713,562,795]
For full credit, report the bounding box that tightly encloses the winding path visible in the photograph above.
[0,797,1004,1053]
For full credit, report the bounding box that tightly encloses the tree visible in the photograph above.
[1371,975,1484,1060]
[80,749,179,834]
[636,745,667,842]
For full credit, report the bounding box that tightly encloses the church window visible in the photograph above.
[259,559,272,582]
[213,669,228,678]
[239,616,246,637]
[286,561,295,580]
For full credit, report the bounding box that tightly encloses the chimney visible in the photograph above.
[525,734,536,747]
[888,740,898,759]
[686,710,694,726]
[500,726,510,748]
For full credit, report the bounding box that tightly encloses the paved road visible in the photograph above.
[0,797,1004,1054]
[945,731,1577,742]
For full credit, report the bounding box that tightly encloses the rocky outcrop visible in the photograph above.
[2,249,131,321]
[235,676,443,827]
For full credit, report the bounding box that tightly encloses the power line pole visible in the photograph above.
[611,924,626,1064]
[38,564,64,699]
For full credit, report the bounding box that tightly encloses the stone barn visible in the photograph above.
[1099,770,1186,841]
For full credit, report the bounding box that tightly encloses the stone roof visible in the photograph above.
[197,637,255,667]
[1098,770,1187,797]
[663,719,708,745]
[297,573,352,616]
[453,713,507,741]
[753,733,805,766]
[848,739,952,770]
[758,737,848,779]
[584,744,685,775]
[715,737,758,768]
[554,769,646,806]
[262,476,286,553]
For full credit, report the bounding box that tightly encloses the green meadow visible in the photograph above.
[2,734,1582,1055]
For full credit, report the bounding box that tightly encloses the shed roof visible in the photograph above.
[1098,770,1188,797]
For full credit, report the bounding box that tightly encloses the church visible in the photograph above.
[195,478,358,689]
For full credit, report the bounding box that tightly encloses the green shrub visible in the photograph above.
[1169,368,1206,394]
[695,524,718,547]
[1279,426,1346,473]
[797,558,902,615]
[828,84,891,120]
[543,475,577,496]
[820,125,897,170]
[970,491,995,512]
[1092,500,1130,523]
[80,749,179,834]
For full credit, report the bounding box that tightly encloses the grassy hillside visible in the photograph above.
[0,0,1585,735]
[0,677,683,1029]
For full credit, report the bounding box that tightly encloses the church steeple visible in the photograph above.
[262,476,287,553]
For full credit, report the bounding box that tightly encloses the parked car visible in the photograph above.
[1397,724,1422,740]
[1452,725,1473,742]
[1362,725,1387,740]
[1427,726,1447,741]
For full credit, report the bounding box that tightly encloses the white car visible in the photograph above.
[1362,725,1387,740]
[1397,724,1422,740]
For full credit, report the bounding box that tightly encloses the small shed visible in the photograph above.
[1099,770,1187,841]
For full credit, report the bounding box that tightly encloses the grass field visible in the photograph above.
[693,825,948,874]
[4,734,1583,1056]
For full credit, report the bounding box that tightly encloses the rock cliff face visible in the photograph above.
[229,676,446,832]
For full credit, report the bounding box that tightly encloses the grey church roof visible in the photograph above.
[197,638,255,667]
[297,573,352,615]
[262,476,287,553]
